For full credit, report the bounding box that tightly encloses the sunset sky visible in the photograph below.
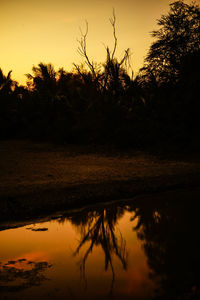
[0,0,193,85]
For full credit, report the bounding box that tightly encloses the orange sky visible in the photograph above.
[0,0,194,85]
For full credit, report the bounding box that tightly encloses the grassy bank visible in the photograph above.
[0,140,200,221]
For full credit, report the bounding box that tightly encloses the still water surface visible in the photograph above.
[1,189,200,300]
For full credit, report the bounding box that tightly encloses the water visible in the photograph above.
[1,189,200,300]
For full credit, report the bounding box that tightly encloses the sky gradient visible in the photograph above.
[0,0,193,85]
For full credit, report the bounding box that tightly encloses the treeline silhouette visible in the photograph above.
[0,0,199,149]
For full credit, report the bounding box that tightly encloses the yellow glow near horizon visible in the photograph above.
[0,0,194,85]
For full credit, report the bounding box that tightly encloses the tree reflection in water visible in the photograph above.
[69,204,128,294]
[128,191,200,300]
[58,190,200,299]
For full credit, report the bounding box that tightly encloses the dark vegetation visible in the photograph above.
[0,0,200,150]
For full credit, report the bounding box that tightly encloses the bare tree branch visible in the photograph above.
[109,9,117,60]
[76,21,96,78]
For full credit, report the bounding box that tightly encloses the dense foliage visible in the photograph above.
[0,0,199,149]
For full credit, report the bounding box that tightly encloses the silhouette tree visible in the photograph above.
[26,63,57,100]
[140,0,200,85]
[0,69,20,139]
[0,69,13,93]
[74,10,133,97]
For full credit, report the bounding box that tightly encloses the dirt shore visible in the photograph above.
[0,140,200,220]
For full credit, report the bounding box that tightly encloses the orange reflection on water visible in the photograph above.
[0,210,157,300]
